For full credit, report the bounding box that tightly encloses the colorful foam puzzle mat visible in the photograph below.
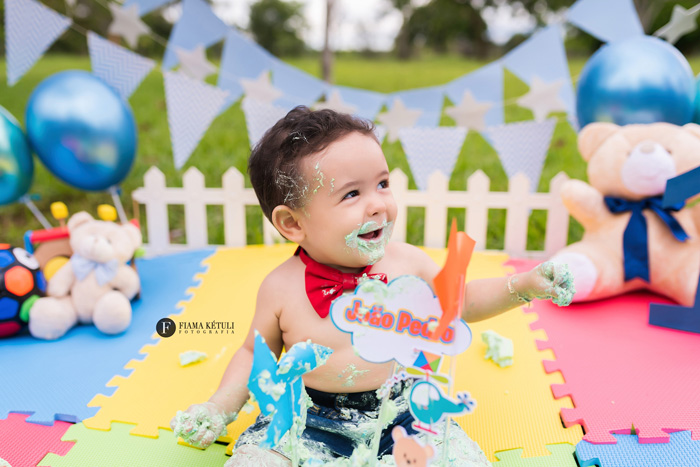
[576,431,700,467]
[510,259,700,446]
[0,245,696,466]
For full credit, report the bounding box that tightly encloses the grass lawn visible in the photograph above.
[1,53,699,251]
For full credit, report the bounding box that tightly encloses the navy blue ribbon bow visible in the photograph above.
[604,196,688,282]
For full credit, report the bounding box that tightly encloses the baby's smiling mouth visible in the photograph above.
[358,228,383,241]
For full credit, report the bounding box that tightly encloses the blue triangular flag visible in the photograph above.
[272,60,326,109]
[502,25,577,128]
[164,71,229,169]
[487,118,556,191]
[399,127,467,191]
[392,86,445,128]
[88,32,155,100]
[162,0,228,70]
[218,29,274,111]
[332,85,386,121]
[567,0,644,43]
[123,0,172,16]
[5,0,71,86]
[444,62,503,129]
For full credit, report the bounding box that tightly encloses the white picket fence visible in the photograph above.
[132,166,571,258]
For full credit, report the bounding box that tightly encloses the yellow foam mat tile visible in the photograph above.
[82,245,296,440]
[421,249,583,461]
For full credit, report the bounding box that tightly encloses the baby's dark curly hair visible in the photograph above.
[248,106,377,222]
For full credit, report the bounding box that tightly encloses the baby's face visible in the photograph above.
[296,132,397,270]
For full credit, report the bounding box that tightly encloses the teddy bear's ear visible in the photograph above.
[424,444,435,459]
[682,123,700,141]
[122,223,143,250]
[67,211,94,232]
[578,122,619,162]
[392,425,407,441]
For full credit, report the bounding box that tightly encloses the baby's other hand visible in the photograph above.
[170,402,234,448]
[521,262,575,307]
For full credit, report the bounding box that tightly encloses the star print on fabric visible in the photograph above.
[377,98,422,143]
[445,90,492,132]
[240,70,283,104]
[175,45,217,81]
[654,4,700,45]
[516,76,566,122]
[313,89,358,115]
[107,3,150,49]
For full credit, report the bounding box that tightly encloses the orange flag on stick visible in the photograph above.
[429,219,476,341]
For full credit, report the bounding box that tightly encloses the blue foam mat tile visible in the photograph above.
[576,431,700,467]
[0,248,215,425]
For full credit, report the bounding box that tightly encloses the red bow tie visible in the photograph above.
[296,248,387,318]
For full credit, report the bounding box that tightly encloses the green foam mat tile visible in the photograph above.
[493,444,577,467]
[39,422,229,467]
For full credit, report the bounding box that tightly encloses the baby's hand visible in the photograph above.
[519,262,575,307]
[170,402,235,448]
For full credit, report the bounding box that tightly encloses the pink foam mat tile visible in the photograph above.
[508,259,700,445]
[0,413,74,467]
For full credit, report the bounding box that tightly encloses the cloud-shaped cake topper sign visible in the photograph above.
[330,275,472,367]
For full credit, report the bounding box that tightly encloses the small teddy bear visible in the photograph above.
[29,211,142,340]
[392,426,435,467]
[552,122,700,306]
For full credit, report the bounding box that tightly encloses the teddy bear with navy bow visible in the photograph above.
[28,211,142,340]
[551,122,700,306]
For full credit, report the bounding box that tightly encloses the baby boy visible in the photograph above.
[171,107,573,466]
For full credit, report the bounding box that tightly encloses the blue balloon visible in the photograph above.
[25,71,137,191]
[577,36,696,128]
[0,106,33,206]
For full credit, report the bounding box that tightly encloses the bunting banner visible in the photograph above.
[443,62,503,131]
[378,97,425,143]
[399,127,468,191]
[123,0,172,16]
[391,86,445,128]
[88,32,155,100]
[162,0,229,70]
[5,0,71,86]
[502,25,577,129]
[241,98,289,149]
[486,118,557,192]
[164,71,230,169]
[567,0,644,43]
[332,85,387,121]
[271,60,327,109]
[218,29,275,110]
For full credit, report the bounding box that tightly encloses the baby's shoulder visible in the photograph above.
[258,255,304,297]
[381,242,440,282]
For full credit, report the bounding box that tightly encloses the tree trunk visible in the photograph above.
[396,4,412,60]
[322,0,335,84]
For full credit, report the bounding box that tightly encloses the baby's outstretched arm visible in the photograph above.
[170,276,284,448]
[460,262,574,322]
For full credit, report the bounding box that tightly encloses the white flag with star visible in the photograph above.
[164,71,229,169]
[5,0,71,85]
[398,127,468,191]
[487,119,556,192]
